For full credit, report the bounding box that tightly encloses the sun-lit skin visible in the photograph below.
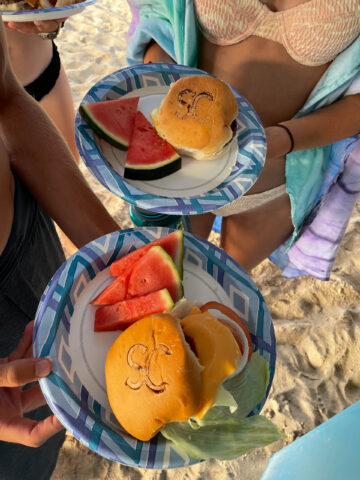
[144,0,360,271]
[5,25,79,160]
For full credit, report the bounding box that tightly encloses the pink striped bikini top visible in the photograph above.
[194,0,360,66]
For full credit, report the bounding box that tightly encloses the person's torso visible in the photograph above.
[195,0,359,66]
[0,169,65,356]
[196,0,360,126]
[6,28,53,85]
[0,145,14,256]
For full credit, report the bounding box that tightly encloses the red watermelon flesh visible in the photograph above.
[127,246,183,303]
[109,230,184,279]
[91,275,128,306]
[79,96,139,150]
[94,288,174,331]
[124,111,181,180]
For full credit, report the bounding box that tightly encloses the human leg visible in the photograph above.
[189,211,216,238]
[220,193,293,272]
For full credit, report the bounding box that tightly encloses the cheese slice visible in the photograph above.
[181,310,241,419]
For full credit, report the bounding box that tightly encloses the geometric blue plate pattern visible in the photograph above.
[75,63,266,215]
[0,0,96,21]
[33,227,275,469]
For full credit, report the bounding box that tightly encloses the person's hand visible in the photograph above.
[4,17,67,36]
[0,321,64,447]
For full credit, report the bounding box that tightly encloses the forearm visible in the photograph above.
[266,94,360,159]
[0,87,119,248]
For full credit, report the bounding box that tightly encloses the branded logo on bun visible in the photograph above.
[105,303,252,442]
[105,312,204,442]
[150,75,238,161]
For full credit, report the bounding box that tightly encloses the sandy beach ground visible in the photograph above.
[52,2,360,478]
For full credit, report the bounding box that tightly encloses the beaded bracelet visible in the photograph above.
[274,123,295,154]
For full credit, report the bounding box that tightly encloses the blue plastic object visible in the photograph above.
[128,205,182,229]
[212,215,222,234]
[261,401,360,480]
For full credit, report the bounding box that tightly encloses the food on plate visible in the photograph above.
[92,231,185,330]
[91,275,128,307]
[124,111,181,181]
[200,301,253,362]
[105,313,203,441]
[180,306,244,420]
[105,302,282,459]
[92,231,280,459]
[126,245,183,303]
[94,289,174,332]
[92,230,184,307]
[80,97,181,180]
[79,97,139,150]
[1,0,82,10]
[151,75,238,161]
[105,305,244,441]
[94,245,184,331]
[109,230,184,279]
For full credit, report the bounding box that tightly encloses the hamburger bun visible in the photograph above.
[105,313,203,442]
[151,75,238,161]
[105,307,245,441]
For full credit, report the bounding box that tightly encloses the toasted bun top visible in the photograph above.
[181,307,241,419]
[156,75,238,158]
[105,313,203,441]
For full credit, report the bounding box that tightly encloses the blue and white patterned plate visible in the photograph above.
[33,227,275,469]
[1,0,96,22]
[76,63,266,216]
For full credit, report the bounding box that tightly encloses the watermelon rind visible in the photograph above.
[127,245,184,303]
[79,103,129,150]
[124,111,182,181]
[124,153,181,180]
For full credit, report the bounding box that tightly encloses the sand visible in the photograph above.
[51,2,360,478]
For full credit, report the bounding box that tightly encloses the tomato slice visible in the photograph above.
[200,301,253,362]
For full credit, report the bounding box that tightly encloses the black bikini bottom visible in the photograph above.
[24,41,61,102]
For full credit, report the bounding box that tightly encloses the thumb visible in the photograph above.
[0,358,52,388]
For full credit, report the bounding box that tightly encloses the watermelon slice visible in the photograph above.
[127,246,183,303]
[109,230,184,279]
[94,288,174,331]
[91,276,128,306]
[79,96,139,150]
[124,111,181,180]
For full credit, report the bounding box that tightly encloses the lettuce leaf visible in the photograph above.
[162,414,282,460]
[210,384,238,414]
[161,352,283,460]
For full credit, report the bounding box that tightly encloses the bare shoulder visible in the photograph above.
[0,137,15,255]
